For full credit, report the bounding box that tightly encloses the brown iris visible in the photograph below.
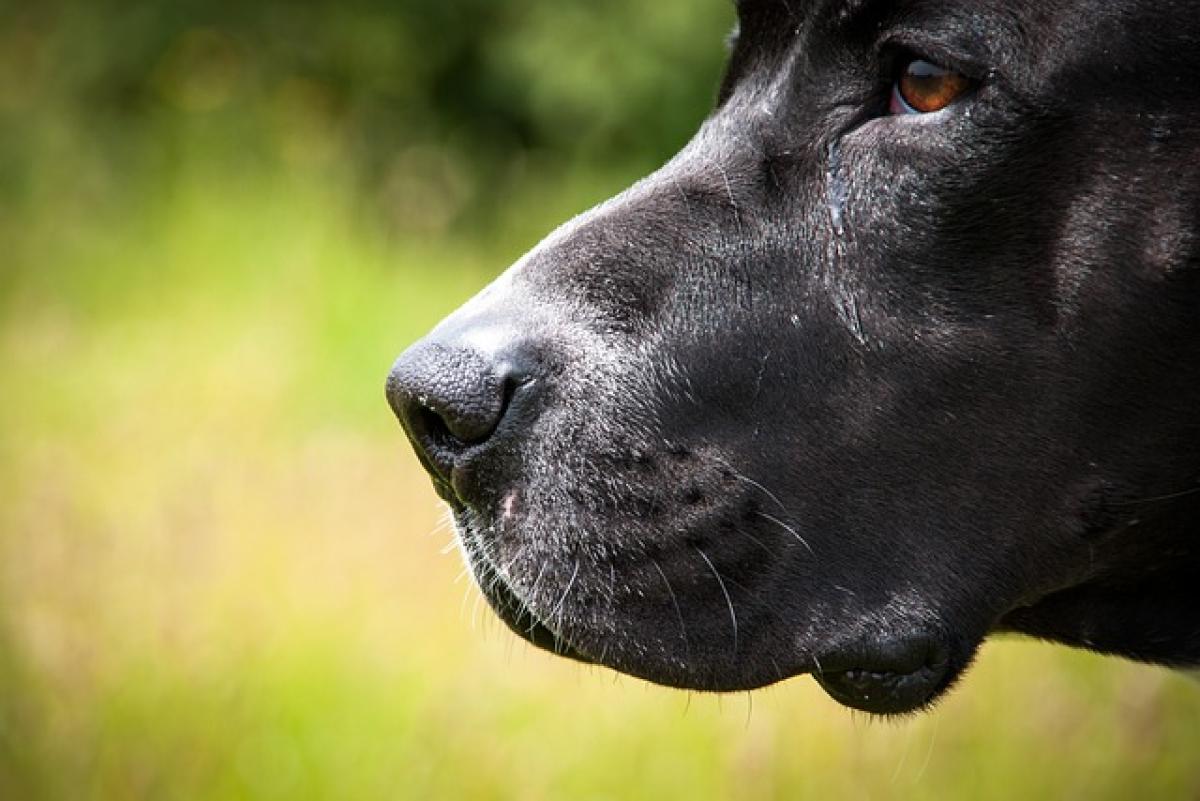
[895,59,971,114]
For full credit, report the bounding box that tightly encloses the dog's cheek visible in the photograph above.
[1068,476,1148,544]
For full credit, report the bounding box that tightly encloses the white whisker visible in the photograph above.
[695,546,739,655]
[549,560,581,654]
[551,560,581,623]
[470,585,484,631]
[1112,484,1200,506]
[735,473,791,516]
[652,559,692,666]
[757,511,815,556]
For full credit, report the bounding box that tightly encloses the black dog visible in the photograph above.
[387,0,1200,714]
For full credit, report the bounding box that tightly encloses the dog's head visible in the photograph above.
[387,0,1200,714]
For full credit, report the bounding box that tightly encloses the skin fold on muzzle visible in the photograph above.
[386,0,1200,714]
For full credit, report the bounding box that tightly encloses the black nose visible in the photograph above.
[385,335,535,496]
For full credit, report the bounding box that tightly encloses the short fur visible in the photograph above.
[388,0,1200,713]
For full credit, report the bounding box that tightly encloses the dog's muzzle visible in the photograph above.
[385,315,543,509]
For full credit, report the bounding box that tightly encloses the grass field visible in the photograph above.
[2,130,1198,801]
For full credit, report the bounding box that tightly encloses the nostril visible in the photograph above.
[415,404,458,450]
[386,337,540,494]
[415,371,516,445]
[496,373,523,427]
[400,401,467,487]
[417,374,523,448]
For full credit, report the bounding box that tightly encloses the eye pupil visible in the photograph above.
[894,58,971,115]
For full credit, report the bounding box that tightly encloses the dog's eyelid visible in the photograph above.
[876,34,991,84]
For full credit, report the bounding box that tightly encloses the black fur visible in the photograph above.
[387,0,1200,714]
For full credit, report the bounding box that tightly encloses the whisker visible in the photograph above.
[1110,484,1200,506]
[459,582,474,622]
[551,560,581,620]
[427,513,455,538]
[757,511,815,556]
[712,458,818,559]
[735,526,779,559]
[652,559,693,666]
[551,560,581,654]
[915,717,939,783]
[605,562,620,649]
[717,462,791,517]
[695,546,739,655]
[497,551,523,582]
[470,585,485,631]
[525,560,549,636]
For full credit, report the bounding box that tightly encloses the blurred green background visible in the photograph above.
[1,1,1196,799]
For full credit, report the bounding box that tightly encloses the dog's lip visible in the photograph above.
[411,440,506,508]
[812,640,956,714]
[399,402,525,509]
[814,662,952,714]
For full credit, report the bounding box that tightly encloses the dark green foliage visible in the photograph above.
[0,0,732,230]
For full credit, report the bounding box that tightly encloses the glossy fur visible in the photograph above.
[387,0,1200,713]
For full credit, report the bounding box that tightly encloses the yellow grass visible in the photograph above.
[1,157,1196,801]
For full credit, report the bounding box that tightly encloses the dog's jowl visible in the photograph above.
[386,0,1200,714]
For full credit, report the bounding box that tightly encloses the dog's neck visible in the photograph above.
[1001,494,1200,668]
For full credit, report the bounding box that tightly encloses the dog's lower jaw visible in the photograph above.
[468,538,967,711]
[455,495,978,711]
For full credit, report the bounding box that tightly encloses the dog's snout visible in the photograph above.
[386,333,537,492]
[388,342,508,442]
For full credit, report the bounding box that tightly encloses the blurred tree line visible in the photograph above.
[0,0,733,241]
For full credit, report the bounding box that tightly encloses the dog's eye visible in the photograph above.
[890,59,971,115]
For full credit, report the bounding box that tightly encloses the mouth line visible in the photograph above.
[457,521,596,664]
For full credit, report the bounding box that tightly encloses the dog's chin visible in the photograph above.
[474,558,597,666]
[476,565,964,715]
[454,503,970,715]
[454,516,596,666]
